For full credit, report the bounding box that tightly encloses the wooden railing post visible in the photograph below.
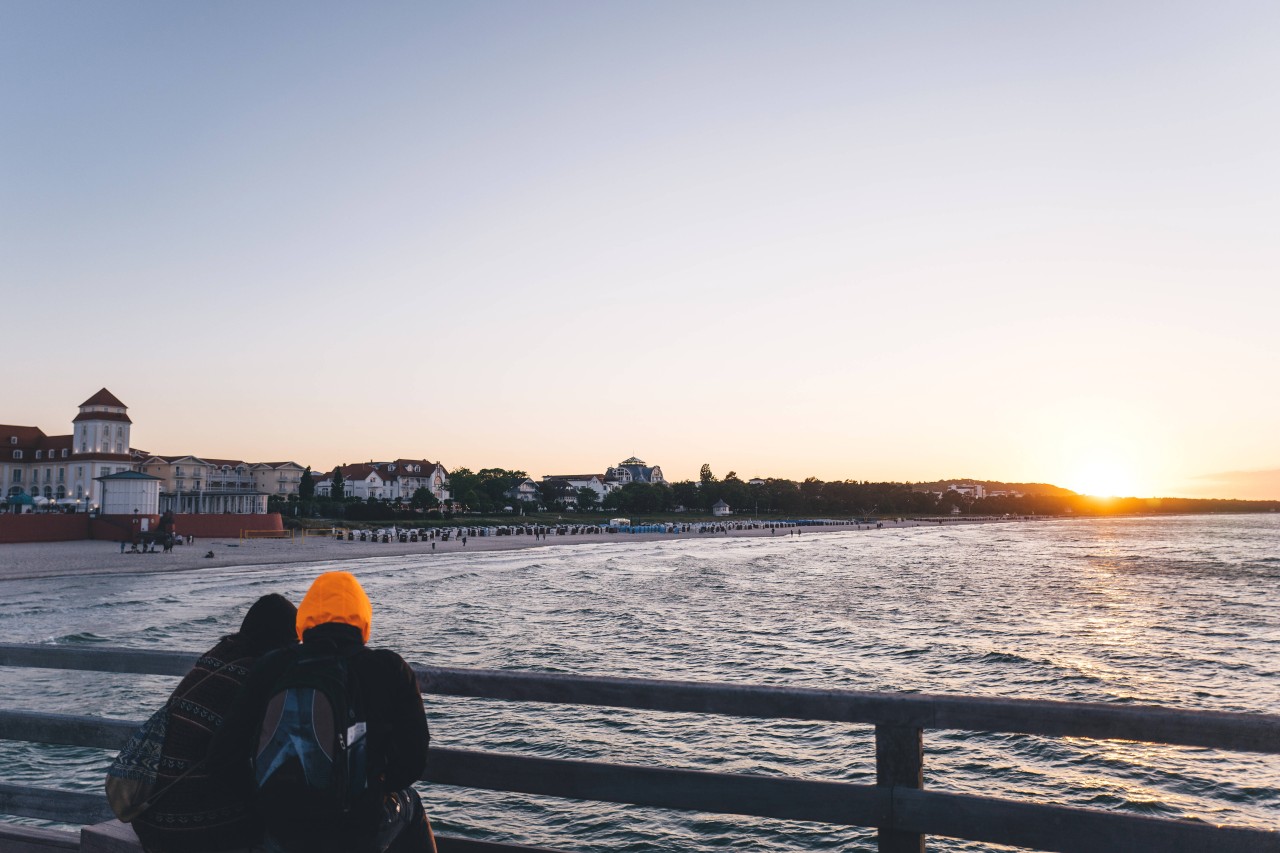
[876,724,924,853]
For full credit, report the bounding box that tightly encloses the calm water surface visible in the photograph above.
[1,515,1277,851]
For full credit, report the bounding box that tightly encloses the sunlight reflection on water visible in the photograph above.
[0,515,1277,851]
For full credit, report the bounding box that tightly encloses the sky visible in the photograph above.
[3,1,1278,499]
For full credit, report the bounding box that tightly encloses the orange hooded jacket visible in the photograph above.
[295,571,372,644]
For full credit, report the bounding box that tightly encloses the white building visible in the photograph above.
[541,474,609,503]
[712,499,732,516]
[505,478,542,505]
[604,457,665,489]
[1,389,143,512]
[313,458,449,502]
[949,483,986,499]
[96,470,161,516]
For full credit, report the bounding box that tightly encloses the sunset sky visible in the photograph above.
[3,2,1278,499]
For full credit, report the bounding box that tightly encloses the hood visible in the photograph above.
[296,571,371,643]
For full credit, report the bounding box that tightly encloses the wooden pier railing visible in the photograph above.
[0,643,1277,853]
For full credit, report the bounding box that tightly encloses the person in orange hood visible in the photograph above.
[213,572,434,853]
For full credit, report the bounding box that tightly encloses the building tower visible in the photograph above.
[73,389,131,458]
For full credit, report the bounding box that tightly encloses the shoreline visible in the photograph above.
[0,518,1010,582]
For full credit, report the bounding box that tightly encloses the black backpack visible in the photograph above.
[252,647,369,832]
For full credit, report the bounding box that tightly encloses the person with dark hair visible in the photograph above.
[132,594,299,853]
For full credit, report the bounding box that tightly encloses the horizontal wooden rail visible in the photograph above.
[1,644,1278,853]
[2,751,1278,853]
[2,643,1277,753]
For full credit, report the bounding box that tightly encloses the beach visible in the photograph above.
[0,519,964,581]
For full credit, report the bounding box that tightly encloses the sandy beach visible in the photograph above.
[0,519,970,582]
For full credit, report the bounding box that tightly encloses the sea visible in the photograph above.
[0,514,1277,851]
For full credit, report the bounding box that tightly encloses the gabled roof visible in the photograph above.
[1,425,48,447]
[201,458,250,469]
[391,458,442,471]
[329,463,382,482]
[80,388,127,408]
[38,435,73,452]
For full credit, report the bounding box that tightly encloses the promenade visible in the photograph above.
[0,519,961,582]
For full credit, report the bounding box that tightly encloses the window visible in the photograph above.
[76,467,84,478]
[12,450,21,460]
[61,449,67,458]
[11,470,20,483]
[35,451,42,460]
[58,468,64,482]
[8,436,15,444]
[176,466,183,477]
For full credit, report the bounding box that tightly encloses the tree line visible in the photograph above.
[269,464,1280,520]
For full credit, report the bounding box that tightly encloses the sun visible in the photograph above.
[1070,461,1138,498]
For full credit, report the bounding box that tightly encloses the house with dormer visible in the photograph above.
[312,458,449,502]
[604,457,665,490]
[541,473,609,503]
[1,389,144,512]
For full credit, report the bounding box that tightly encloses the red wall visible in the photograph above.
[172,513,285,538]
[0,512,284,543]
[0,514,91,544]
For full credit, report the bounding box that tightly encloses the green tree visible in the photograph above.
[331,467,345,500]
[576,486,599,512]
[720,476,750,514]
[670,480,700,511]
[410,487,439,512]
[541,478,569,509]
[476,468,529,510]
[444,468,482,512]
[299,466,315,500]
[699,464,716,485]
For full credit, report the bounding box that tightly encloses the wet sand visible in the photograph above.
[0,519,991,582]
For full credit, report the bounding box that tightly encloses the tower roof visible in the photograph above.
[80,388,127,408]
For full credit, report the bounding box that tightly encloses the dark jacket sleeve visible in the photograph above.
[370,649,430,791]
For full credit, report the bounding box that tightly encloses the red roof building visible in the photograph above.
[2,389,140,511]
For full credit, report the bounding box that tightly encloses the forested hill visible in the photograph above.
[912,480,1078,497]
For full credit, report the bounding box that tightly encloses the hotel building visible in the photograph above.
[1,389,143,511]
